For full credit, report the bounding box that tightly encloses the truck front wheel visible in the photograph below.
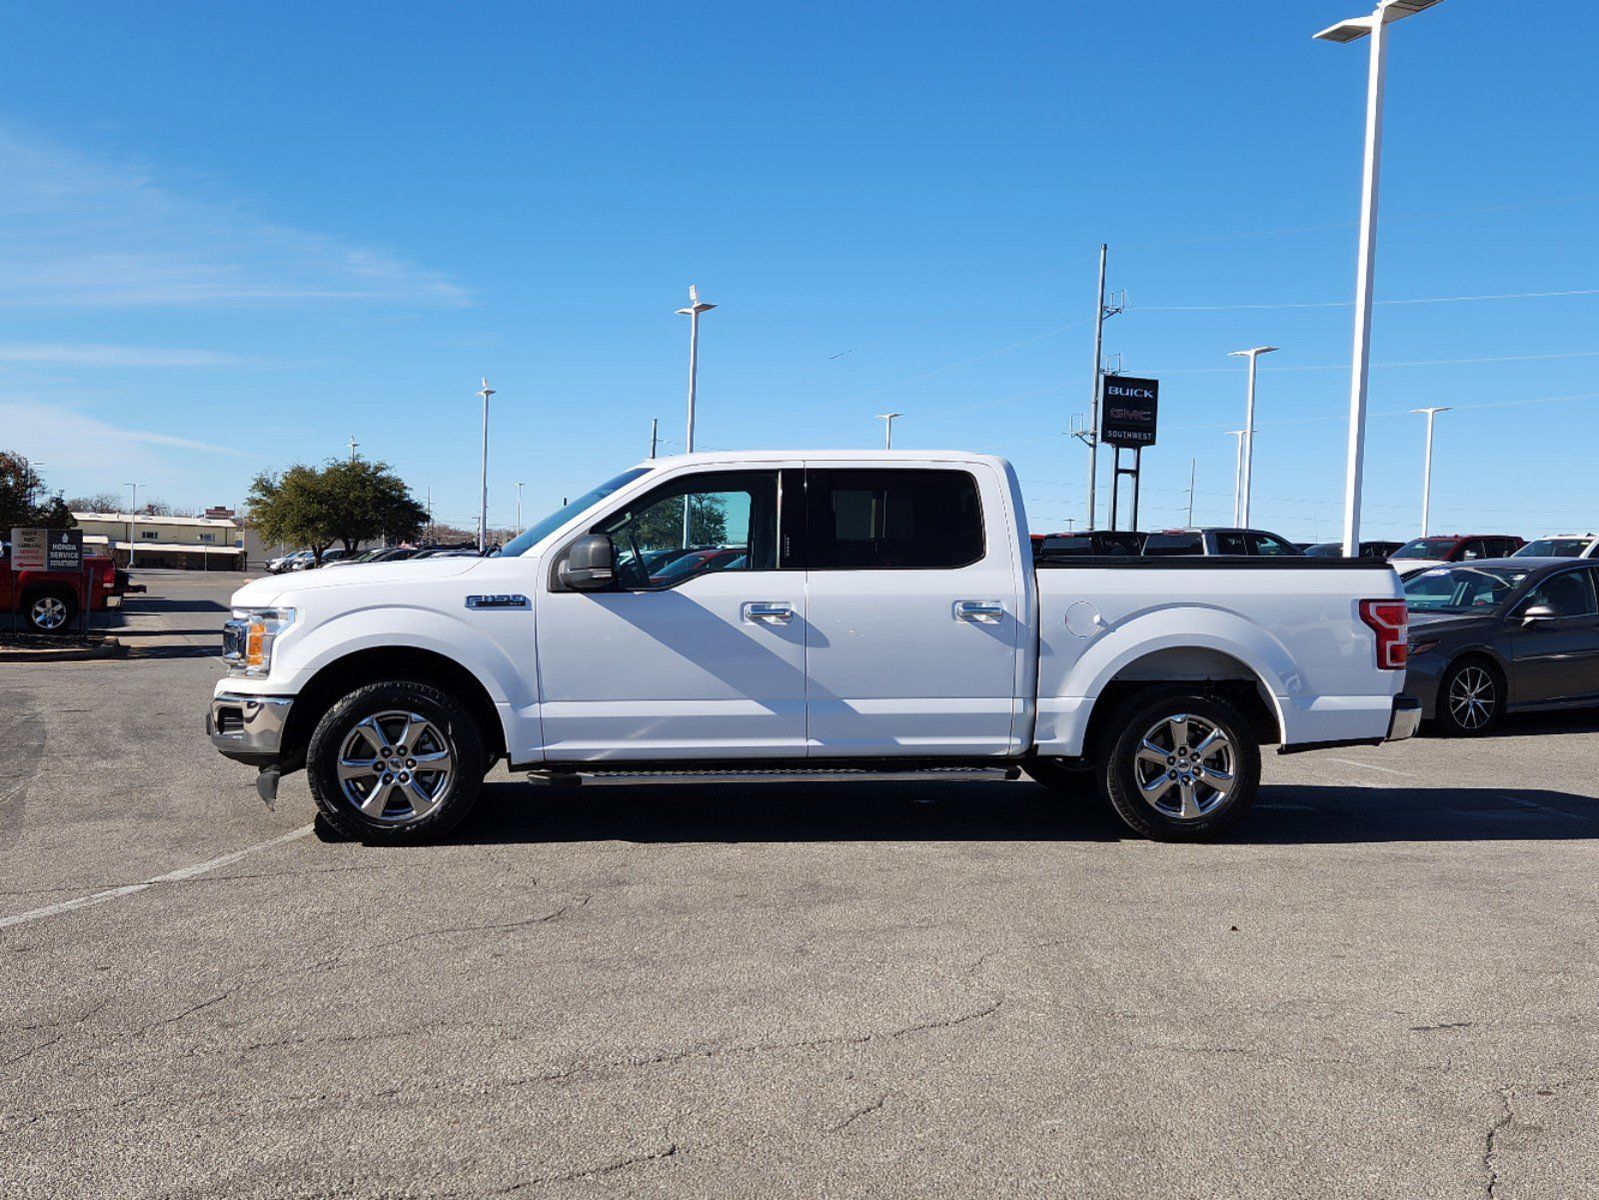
[24,589,77,635]
[306,680,487,841]
[1100,689,1260,842]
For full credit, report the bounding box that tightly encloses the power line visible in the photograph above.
[1130,288,1599,314]
[1148,348,1599,377]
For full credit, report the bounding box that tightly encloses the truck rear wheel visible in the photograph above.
[1099,689,1260,842]
[306,680,486,841]
[24,589,77,635]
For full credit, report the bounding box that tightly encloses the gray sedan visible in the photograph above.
[1402,559,1599,735]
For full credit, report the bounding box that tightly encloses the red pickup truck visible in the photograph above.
[0,541,143,634]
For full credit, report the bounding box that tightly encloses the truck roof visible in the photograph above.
[638,449,1014,470]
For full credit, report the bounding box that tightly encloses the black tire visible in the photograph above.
[1430,657,1503,737]
[1020,756,1095,793]
[1099,688,1261,842]
[306,680,486,842]
[23,589,77,635]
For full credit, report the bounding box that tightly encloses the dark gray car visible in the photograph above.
[1402,559,1599,735]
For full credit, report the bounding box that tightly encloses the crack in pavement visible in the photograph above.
[483,1142,681,1195]
[1484,1087,1514,1199]
[829,1091,890,1133]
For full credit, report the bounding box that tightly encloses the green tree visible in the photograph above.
[0,451,77,532]
[247,458,427,564]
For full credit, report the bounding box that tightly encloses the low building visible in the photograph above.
[73,511,247,571]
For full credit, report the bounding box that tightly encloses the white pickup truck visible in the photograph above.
[209,451,1419,842]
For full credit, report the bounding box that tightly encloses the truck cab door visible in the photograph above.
[534,467,808,761]
[799,465,1023,757]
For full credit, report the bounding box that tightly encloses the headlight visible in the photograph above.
[223,608,296,676]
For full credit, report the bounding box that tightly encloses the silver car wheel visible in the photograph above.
[31,596,68,631]
[1447,665,1496,731]
[1132,712,1237,822]
[335,710,455,824]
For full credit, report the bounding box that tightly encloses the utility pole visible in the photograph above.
[1081,245,1126,530]
[348,435,359,462]
[426,487,433,542]
[1187,458,1197,526]
[476,378,495,553]
[1228,346,1279,526]
[676,285,716,453]
[1225,431,1246,526]
[125,482,144,569]
[649,417,659,459]
[877,412,902,449]
[1412,406,1451,536]
[1316,0,1447,555]
[515,482,524,537]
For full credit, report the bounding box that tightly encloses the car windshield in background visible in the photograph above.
[499,468,651,557]
[1392,537,1457,560]
[1515,538,1589,558]
[1402,565,1531,613]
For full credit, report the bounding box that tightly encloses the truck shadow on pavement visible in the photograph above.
[438,778,1599,846]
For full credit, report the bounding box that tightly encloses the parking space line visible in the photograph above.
[0,825,314,931]
[1325,757,1411,777]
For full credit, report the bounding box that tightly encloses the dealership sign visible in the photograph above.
[1100,376,1159,447]
[47,529,84,571]
[9,528,48,570]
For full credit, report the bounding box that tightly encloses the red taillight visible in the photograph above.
[1359,599,1409,670]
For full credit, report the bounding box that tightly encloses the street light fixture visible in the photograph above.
[1227,347,1278,527]
[675,285,716,453]
[877,412,902,449]
[475,378,495,552]
[1315,0,1448,555]
[1411,406,1451,536]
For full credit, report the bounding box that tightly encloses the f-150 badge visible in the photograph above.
[465,594,529,610]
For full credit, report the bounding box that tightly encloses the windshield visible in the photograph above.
[498,468,651,557]
[1403,565,1531,613]
[1392,537,1458,560]
[1515,538,1590,558]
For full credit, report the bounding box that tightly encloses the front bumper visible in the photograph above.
[207,692,294,767]
[1387,694,1422,742]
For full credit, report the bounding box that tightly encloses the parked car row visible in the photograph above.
[265,544,484,573]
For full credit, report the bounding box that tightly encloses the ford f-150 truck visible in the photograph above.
[208,451,1419,842]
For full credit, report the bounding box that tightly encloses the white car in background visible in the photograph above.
[1513,533,1599,559]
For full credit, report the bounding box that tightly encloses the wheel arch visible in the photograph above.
[279,646,506,772]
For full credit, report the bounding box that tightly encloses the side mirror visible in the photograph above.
[1521,603,1559,624]
[559,534,615,591]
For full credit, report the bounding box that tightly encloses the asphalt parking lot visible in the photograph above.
[4,572,1598,1198]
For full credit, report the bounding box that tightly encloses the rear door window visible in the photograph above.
[805,469,984,569]
[1214,532,1249,555]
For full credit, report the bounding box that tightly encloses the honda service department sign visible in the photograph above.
[1101,376,1159,447]
[47,529,84,571]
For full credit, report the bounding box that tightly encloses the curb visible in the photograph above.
[0,638,126,663]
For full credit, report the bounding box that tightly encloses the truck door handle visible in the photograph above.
[743,601,795,624]
[954,600,1004,622]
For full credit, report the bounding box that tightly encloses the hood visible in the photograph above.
[230,555,486,608]
[1393,558,1446,576]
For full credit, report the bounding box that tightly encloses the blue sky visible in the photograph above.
[1,1,1595,541]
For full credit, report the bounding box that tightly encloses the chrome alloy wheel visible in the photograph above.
[1132,712,1237,822]
[1448,665,1497,731]
[335,710,455,824]
[30,596,68,630]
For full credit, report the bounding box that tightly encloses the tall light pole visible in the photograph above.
[476,378,495,552]
[125,482,144,569]
[675,285,716,453]
[348,435,359,462]
[1412,405,1451,536]
[877,412,902,449]
[1227,346,1278,526]
[1225,432,1246,526]
[515,482,525,537]
[1316,0,1447,555]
